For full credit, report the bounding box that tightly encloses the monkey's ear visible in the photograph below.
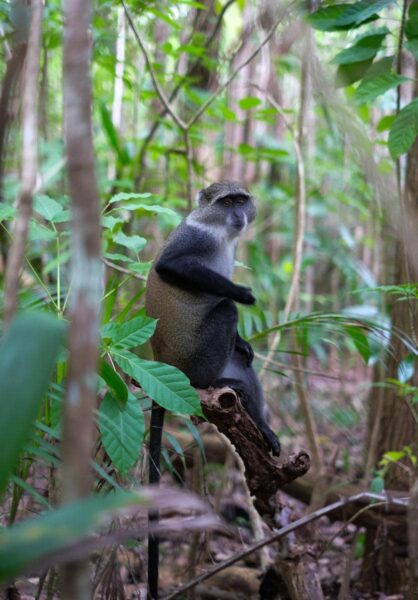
[196,190,208,207]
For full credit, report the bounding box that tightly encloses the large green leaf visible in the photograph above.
[332,32,387,65]
[99,392,144,473]
[102,310,157,348]
[388,98,418,159]
[355,73,409,104]
[0,313,66,496]
[308,0,394,31]
[112,349,202,416]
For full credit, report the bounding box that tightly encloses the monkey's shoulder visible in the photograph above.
[158,219,219,261]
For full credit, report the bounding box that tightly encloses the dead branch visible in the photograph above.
[3,0,43,327]
[196,387,310,515]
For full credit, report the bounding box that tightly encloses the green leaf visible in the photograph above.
[405,39,418,60]
[112,350,202,416]
[344,325,371,363]
[102,215,124,230]
[239,97,262,110]
[336,59,374,87]
[388,98,418,159]
[29,221,56,241]
[113,230,147,254]
[109,192,152,204]
[99,103,130,165]
[33,195,63,221]
[376,114,395,132]
[406,3,418,40]
[309,1,395,31]
[0,204,16,221]
[370,475,385,494]
[99,359,128,404]
[332,32,387,65]
[0,313,66,496]
[99,392,144,474]
[101,310,157,348]
[355,73,409,104]
[336,0,395,26]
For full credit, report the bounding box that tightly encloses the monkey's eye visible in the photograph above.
[221,197,233,207]
[235,196,247,205]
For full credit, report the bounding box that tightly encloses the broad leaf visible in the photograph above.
[0,204,17,221]
[388,98,418,159]
[0,313,66,496]
[99,359,128,404]
[332,32,387,65]
[99,392,144,473]
[33,195,63,222]
[113,230,147,253]
[336,59,374,87]
[102,310,157,348]
[355,73,409,104]
[112,349,202,416]
[308,2,385,31]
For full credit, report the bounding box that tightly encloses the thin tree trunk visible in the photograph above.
[61,0,102,598]
[3,0,43,327]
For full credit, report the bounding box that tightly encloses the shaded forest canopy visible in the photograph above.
[0,0,417,598]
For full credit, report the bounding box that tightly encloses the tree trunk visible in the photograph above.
[61,0,102,598]
[360,66,418,597]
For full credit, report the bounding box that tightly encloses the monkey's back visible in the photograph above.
[146,265,219,375]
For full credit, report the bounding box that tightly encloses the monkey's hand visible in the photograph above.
[235,334,254,366]
[233,285,255,305]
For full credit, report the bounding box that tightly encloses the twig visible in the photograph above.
[102,257,147,281]
[162,492,408,599]
[122,0,187,131]
[253,352,341,381]
[3,0,43,327]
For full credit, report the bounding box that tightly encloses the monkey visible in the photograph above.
[145,181,279,599]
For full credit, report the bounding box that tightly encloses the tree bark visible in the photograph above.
[3,0,43,327]
[61,0,102,598]
[361,64,418,597]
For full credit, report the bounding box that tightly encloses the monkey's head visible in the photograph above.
[195,181,257,236]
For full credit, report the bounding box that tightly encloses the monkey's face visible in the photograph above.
[200,194,257,238]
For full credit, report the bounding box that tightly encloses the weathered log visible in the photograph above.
[196,387,310,515]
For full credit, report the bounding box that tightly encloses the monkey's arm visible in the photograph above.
[156,253,255,305]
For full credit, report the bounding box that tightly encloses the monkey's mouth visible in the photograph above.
[230,217,247,231]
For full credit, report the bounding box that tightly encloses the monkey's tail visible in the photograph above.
[148,401,165,600]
